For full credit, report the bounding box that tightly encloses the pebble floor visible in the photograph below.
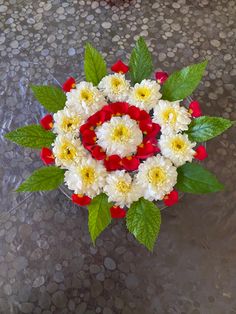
[0,0,236,313]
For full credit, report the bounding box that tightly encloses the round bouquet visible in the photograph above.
[5,38,234,250]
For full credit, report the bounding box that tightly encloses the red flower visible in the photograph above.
[163,190,179,207]
[62,77,76,92]
[194,145,208,161]
[81,129,97,145]
[155,71,168,84]
[139,109,152,123]
[91,145,106,160]
[87,109,111,127]
[139,119,153,135]
[121,156,140,171]
[40,114,53,130]
[145,123,161,139]
[104,155,122,171]
[111,60,129,74]
[189,101,202,118]
[40,147,55,165]
[135,141,156,159]
[72,194,91,206]
[127,105,141,120]
[110,102,129,116]
[110,205,126,218]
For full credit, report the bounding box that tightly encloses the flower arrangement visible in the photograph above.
[5,38,234,251]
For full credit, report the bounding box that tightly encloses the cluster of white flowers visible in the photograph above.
[52,74,196,208]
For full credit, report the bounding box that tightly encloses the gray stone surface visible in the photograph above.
[0,0,236,313]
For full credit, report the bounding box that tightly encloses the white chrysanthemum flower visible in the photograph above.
[95,115,143,157]
[52,134,87,169]
[136,155,177,201]
[128,79,161,111]
[104,170,143,208]
[64,157,107,198]
[153,100,191,134]
[65,82,106,119]
[98,73,130,102]
[159,133,196,167]
[53,107,84,135]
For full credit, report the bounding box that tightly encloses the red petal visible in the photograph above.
[62,77,76,92]
[110,102,129,116]
[40,114,53,130]
[139,110,152,122]
[81,129,97,145]
[72,194,91,206]
[189,101,202,118]
[194,145,208,161]
[127,105,141,120]
[104,155,123,171]
[91,145,106,160]
[110,206,126,218]
[121,156,140,171]
[111,60,129,74]
[87,109,110,127]
[40,147,55,165]
[155,71,168,84]
[139,119,153,135]
[80,122,94,134]
[135,142,156,159]
[164,190,179,206]
[145,123,161,139]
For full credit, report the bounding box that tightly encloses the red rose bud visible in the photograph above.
[163,190,179,207]
[104,155,122,171]
[72,194,91,206]
[111,60,129,74]
[40,147,55,165]
[91,145,106,160]
[40,114,53,130]
[127,105,141,120]
[121,156,140,171]
[81,129,97,145]
[62,77,76,92]
[189,101,202,118]
[194,145,208,161]
[155,71,168,84]
[110,102,129,116]
[136,142,156,159]
[110,205,126,218]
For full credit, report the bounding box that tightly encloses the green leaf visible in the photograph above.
[88,193,112,244]
[129,37,154,84]
[5,125,55,149]
[126,198,161,251]
[186,116,234,142]
[84,43,107,86]
[162,60,208,101]
[176,163,224,194]
[31,85,66,113]
[17,167,65,192]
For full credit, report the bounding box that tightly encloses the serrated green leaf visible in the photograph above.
[5,125,55,149]
[176,163,224,194]
[129,37,154,84]
[84,43,107,86]
[186,116,234,142]
[126,198,161,251]
[88,193,112,244]
[161,60,208,101]
[17,167,65,192]
[31,85,66,113]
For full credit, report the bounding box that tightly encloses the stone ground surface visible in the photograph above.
[0,0,236,313]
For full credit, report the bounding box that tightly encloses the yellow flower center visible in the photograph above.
[58,141,77,161]
[80,166,96,186]
[61,116,80,132]
[135,86,151,101]
[116,180,131,194]
[170,137,187,153]
[148,167,167,186]
[162,108,177,125]
[79,88,94,104]
[111,77,124,93]
[111,124,131,143]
